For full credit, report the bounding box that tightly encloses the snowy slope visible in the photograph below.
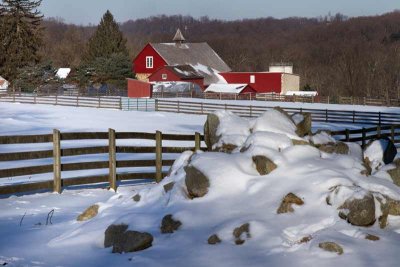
[1,103,400,267]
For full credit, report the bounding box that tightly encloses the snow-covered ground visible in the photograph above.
[1,102,400,267]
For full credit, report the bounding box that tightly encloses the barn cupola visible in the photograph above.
[173,28,186,46]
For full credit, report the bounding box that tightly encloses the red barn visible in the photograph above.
[148,65,205,90]
[132,29,231,87]
[220,72,300,95]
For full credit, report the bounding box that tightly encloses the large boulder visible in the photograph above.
[317,142,349,155]
[387,159,400,186]
[204,113,220,151]
[377,196,400,228]
[233,223,251,245]
[277,193,304,214]
[160,214,182,234]
[77,204,99,221]
[318,242,343,255]
[291,112,312,137]
[184,165,210,199]
[252,155,277,175]
[104,224,153,253]
[338,193,376,227]
[364,138,397,172]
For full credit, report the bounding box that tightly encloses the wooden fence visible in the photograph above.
[331,125,400,148]
[0,130,203,195]
[152,91,400,107]
[155,99,400,125]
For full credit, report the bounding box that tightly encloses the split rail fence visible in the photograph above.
[155,99,400,125]
[0,130,203,195]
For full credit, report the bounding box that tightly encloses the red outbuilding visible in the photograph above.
[219,72,300,95]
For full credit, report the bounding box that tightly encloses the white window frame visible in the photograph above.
[162,74,167,80]
[146,56,153,69]
[250,75,255,84]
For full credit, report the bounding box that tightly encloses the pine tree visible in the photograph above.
[83,10,129,62]
[0,0,43,81]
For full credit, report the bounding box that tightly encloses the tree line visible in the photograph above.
[1,0,400,98]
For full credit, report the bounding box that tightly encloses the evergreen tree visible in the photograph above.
[83,10,129,62]
[0,0,43,81]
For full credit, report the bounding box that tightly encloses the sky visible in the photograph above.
[41,0,399,25]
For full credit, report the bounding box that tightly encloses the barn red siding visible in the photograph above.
[220,72,282,94]
[149,67,205,90]
[127,79,152,98]
[133,44,167,75]
[241,85,257,94]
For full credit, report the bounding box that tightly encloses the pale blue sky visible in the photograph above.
[41,0,399,25]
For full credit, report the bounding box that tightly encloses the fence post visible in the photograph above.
[137,98,139,110]
[155,131,163,183]
[145,99,148,111]
[378,112,381,126]
[391,125,395,142]
[250,105,253,117]
[195,132,201,151]
[119,97,122,110]
[224,103,227,110]
[76,96,79,107]
[353,110,355,123]
[377,125,381,138]
[345,129,350,141]
[177,101,180,113]
[201,102,204,114]
[325,109,328,122]
[98,96,101,108]
[55,94,58,106]
[108,128,117,191]
[34,94,36,104]
[361,127,366,149]
[53,129,62,193]
[327,96,330,104]
[155,99,159,111]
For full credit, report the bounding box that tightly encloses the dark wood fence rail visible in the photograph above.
[0,130,204,195]
[155,99,400,125]
[331,124,400,148]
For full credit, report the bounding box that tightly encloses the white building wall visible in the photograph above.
[269,65,293,74]
[0,77,9,92]
[281,74,300,95]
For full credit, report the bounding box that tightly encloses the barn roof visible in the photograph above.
[150,42,231,85]
[164,65,203,80]
[205,83,250,94]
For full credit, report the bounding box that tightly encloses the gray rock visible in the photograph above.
[104,224,153,253]
[292,112,312,137]
[185,165,210,199]
[132,194,141,202]
[77,204,99,221]
[204,113,220,151]
[207,234,222,245]
[365,234,380,241]
[252,155,277,175]
[233,223,251,245]
[104,224,129,248]
[387,158,400,187]
[364,138,397,165]
[277,193,304,214]
[163,182,175,193]
[318,242,343,255]
[160,214,182,234]
[339,193,376,227]
[317,142,349,155]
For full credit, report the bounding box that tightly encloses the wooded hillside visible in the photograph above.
[40,12,400,98]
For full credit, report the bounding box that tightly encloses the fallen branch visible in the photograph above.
[46,209,54,225]
[19,211,27,227]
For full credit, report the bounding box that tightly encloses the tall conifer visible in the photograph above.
[83,10,129,62]
[0,0,43,80]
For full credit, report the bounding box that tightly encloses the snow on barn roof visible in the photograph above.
[150,42,231,85]
[56,68,71,79]
[164,65,204,80]
[205,83,249,94]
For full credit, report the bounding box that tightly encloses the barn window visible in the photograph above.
[250,75,255,83]
[162,74,167,80]
[146,56,153,68]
